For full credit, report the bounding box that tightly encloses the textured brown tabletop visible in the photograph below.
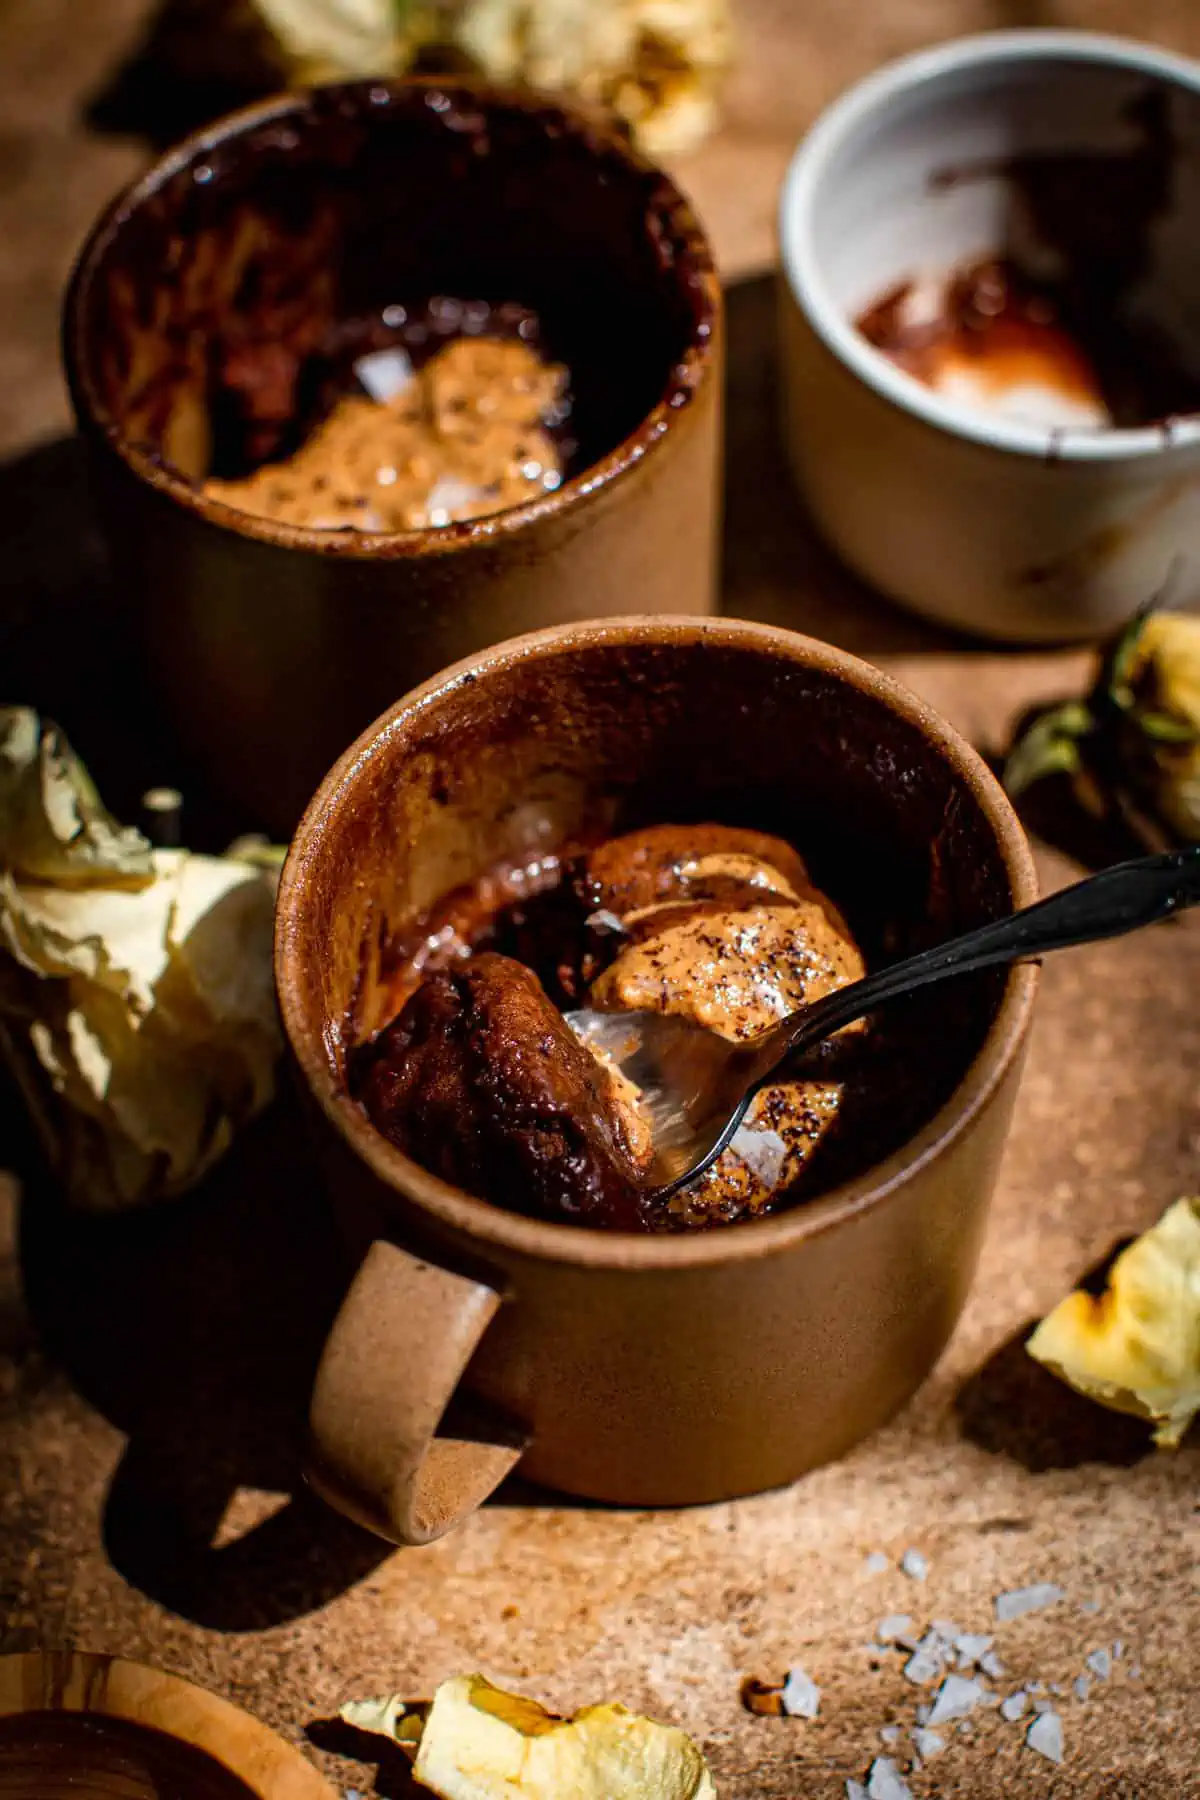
[1,3,1199,1796]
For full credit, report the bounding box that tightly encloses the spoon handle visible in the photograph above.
[779,844,1200,1061]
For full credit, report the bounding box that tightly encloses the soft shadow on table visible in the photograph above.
[15,1092,393,1630]
[955,1242,1154,1472]
[720,271,971,658]
[306,1719,422,1800]
[0,435,245,850]
[83,0,276,151]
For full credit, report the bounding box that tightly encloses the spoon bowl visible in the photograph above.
[567,844,1200,1198]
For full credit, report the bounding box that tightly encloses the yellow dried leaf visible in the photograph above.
[341,1673,717,1799]
[0,710,282,1209]
[1027,1198,1200,1448]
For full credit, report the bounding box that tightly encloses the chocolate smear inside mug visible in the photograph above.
[73,81,710,532]
[850,78,1200,433]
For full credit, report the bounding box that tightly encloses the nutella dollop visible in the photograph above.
[354,824,865,1231]
[204,334,567,531]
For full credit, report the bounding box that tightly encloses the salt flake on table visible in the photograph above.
[899,1549,929,1581]
[902,1650,943,1687]
[927,1675,985,1726]
[354,347,415,402]
[978,1650,1005,1681]
[1000,1692,1028,1722]
[865,1551,890,1575]
[866,1757,912,1800]
[780,1665,821,1719]
[1074,1676,1090,1702]
[911,1727,945,1761]
[1086,1648,1112,1680]
[953,1632,993,1666]
[994,1583,1065,1622]
[846,1783,869,1800]
[876,1615,913,1644]
[879,1725,901,1745]
[1026,1710,1064,1764]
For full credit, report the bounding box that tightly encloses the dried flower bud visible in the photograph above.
[1027,1196,1200,1448]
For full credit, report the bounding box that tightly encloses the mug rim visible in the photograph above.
[61,76,720,562]
[275,615,1039,1269]
[778,28,1200,465]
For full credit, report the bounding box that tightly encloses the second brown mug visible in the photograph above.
[62,80,722,834]
[275,618,1038,1547]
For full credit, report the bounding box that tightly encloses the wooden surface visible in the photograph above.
[1,3,1200,1798]
[0,1652,335,1797]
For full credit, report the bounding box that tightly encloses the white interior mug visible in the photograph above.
[778,31,1200,644]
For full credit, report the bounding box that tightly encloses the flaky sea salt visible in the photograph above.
[1026,1711,1064,1764]
[927,1675,985,1727]
[978,1650,1005,1681]
[353,347,415,402]
[994,1583,1065,1622]
[902,1651,943,1687]
[781,1665,821,1720]
[426,477,487,524]
[911,1727,945,1761]
[1074,1676,1090,1702]
[953,1633,993,1666]
[729,1124,789,1188]
[846,1783,869,1800]
[876,1616,913,1643]
[900,1550,929,1582]
[1001,1692,1028,1722]
[586,909,626,934]
[865,1551,890,1575]
[879,1725,901,1745]
[866,1758,912,1800]
[1086,1648,1112,1681]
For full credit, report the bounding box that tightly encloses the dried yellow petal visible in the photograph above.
[0,709,281,1210]
[341,1672,717,1799]
[1027,1198,1200,1448]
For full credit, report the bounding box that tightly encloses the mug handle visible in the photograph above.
[305,1239,529,1545]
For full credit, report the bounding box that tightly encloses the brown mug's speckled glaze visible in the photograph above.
[62,80,722,834]
[275,618,1038,1546]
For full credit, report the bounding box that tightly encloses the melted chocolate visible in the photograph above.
[353,823,988,1233]
[860,86,1200,428]
[354,953,652,1229]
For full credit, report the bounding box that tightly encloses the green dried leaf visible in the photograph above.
[1135,710,1199,746]
[1003,701,1094,798]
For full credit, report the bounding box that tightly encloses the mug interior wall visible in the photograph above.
[77,84,709,483]
[298,638,1018,1210]
[809,53,1200,377]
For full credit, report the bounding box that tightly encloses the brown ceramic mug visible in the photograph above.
[275,617,1038,1546]
[62,81,721,835]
